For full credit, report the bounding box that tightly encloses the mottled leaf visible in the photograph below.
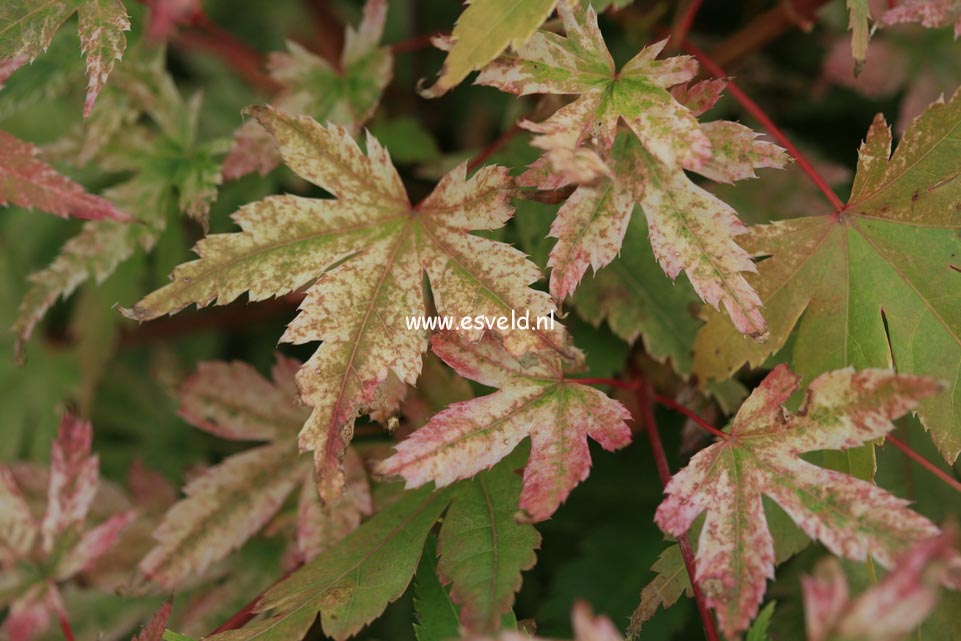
[223,0,391,179]
[882,0,961,37]
[140,356,369,588]
[0,131,128,221]
[654,365,944,638]
[0,0,130,116]
[802,529,958,641]
[477,4,787,337]
[379,331,631,522]
[124,107,562,502]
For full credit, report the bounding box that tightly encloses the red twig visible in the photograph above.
[175,13,280,93]
[209,565,301,635]
[678,38,846,213]
[636,379,721,641]
[58,614,77,641]
[391,31,446,54]
[653,394,730,441]
[467,122,524,173]
[886,434,961,495]
[672,0,704,46]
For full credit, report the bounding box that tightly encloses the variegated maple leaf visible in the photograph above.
[883,0,961,37]
[123,106,564,503]
[654,364,945,638]
[139,355,371,589]
[466,601,622,641]
[378,330,631,522]
[694,89,961,465]
[476,3,788,338]
[0,0,130,117]
[803,529,959,641]
[222,0,391,180]
[0,414,135,641]
[13,50,227,357]
[0,131,128,221]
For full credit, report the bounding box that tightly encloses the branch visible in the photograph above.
[671,0,704,48]
[677,37,846,213]
[885,434,961,496]
[466,122,524,173]
[58,614,77,641]
[635,378,721,641]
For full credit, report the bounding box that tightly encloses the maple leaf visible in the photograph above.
[208,451,540,641]
[0,0,130,117]
[882,0,961,37]
[0,414,135,641]
[476,3,788,338]
[138,356,371,589]
[0,131,129,221]
[122,105,563,503]
[418,0,559,98]
[802,528,959,641]
[378,330,631,522]
[654,364,945,639]
[222,0,391,180]
[13,50,228,356]
[694,89,961,465]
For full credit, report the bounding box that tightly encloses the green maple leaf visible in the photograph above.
[0,0,130,117]
[418,0,557,98]
[694,89,961,465]
[206,452,540,641]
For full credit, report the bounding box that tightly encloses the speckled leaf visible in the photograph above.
[0,131,128,221]
[654,365,944,638]
[541,131,773,339]
[378,331,631,522]
[882,0,961,37]
[0,415,134,641]
[123,107,561,503]
[140,441,308,588]
[140,356,369,588]
[419,0,556,98]
[802,529,958,641]
[223,0,391,179]
[14,57,228,356]
[0,0,129,116]
[77,0,129,117]
[694,90,961,465]
[477,5,786,337]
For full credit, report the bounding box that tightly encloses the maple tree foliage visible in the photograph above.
[476,2,788,338]
[655,364,946,637]
[0,415,135,641]
[802,529,960,641]
[5,1,961,641]
[123,105,566,503]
